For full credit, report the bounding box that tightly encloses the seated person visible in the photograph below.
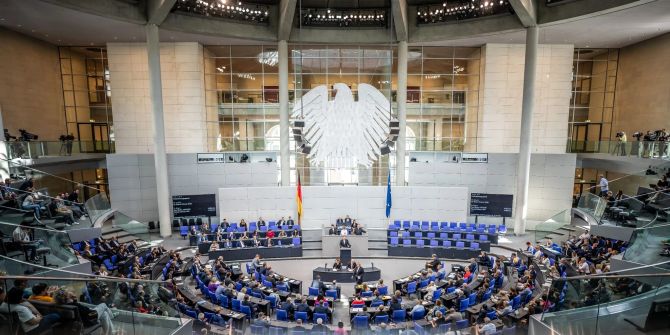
[28,283,54,303]
[0,287,61,334]
[426,254,440,270]
[239,219,247,229]
[332,257,345,270]
[12,221,40,262]
[257,217,266,227]
[286,216,295,226]
[328,224,337,235]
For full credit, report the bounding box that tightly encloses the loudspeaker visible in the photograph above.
[292,128,302,135]
[389,121,400,128]
[380,145,391,155]
[294,135,303,141]
[293,120,305,128]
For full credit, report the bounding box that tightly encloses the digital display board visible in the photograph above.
[470,193,513,217]
[172,194,217,217]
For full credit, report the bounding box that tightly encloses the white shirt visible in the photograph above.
[599,177,609,192]
[0,302,38,332]
[340,229,348,236]
[480,322,497,335]
[533,250,543,259]
[578,262,590,274]
[12,226,30,243]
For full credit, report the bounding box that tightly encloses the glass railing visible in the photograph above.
[0,220,79,274]
[540,267,670,335]
[84,192,112,226]
[567,139,670,160]
[0,274,184,335]
[112,211,159,243]
[3,140,114,159]
[576,192,607,222]
[623,221,670,269]
[534,209,573,243]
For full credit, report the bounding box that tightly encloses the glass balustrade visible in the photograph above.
[534,209,573,243]
[3,140,114,159]
[623,221,670,269]
[84,193,112,226]
[0,220,80,275]
[0,274,185,335]
[540,268,670,335]
[567,139,670,161]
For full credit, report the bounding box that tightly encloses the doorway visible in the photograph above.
[570,123,602,152]
[77,122,111,153]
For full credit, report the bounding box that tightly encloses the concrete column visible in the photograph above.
[279,40,290,186]
[396,40,408,186]
[514,26,539,236]
[146,24,172,237]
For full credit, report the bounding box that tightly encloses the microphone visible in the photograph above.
[325,263,328,271]
[371,262,374,269]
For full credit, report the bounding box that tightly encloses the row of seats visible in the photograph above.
[390,231,491,242]
[180,222,301,235]
[389,238,482,249]
[389,221,506,234]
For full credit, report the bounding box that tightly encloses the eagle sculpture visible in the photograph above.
[291,83,393,168]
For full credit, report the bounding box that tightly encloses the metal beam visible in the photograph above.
[39,0,146,24]
[147,0,177,25]
[278,0,297,41]
[509,0,537,27]
[391,0,408,41]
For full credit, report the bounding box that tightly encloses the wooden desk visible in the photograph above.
[176,284,245,328]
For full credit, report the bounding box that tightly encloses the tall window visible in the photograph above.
[406,46,480,152]
[204,45,279,151]
[568,48,619,152]
[58,47,113,153]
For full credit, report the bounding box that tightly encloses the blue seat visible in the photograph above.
[325,289,338,300]
[412,309,425,320]
[103,258,117,271]
[378,286,388,295]
[453,233,462,240]
[390,237,399,246]
[401,231,410,237]
[469,293,477,306]
[353,315,369,329]
[402,221,410,229]
[466,234,475,240]
[219,295,229,308]
[440,222,448,229]
[361,290,373,297]
[430,239,438,247]
[309,287,319,296]
[276,283,288,292]
[185,309,197,319]
[443,240,452,247]
[439,232,448,239]
[406,281,417,295]
[393,309,406,322]
[432,289,443,301]
[292,237,301,246]
[416,239,425,247]
[427,232,435,239]
[459,298,469,312]
[207,291,218,304]
[390,231,398,237]
[370,300,383,307]
[250,325,265,335]
[456,241,465,248]
[240,305,252,320]
[438,324,450,334]
[269,327,284,335]
[276,309,288,321]
[511,295,522,310]
[459,223,467,230]
[295,311,308,322]
[266,295,277,309]
[480,234,489,241]
[232,299,241,311]
[179,226,188,238]
[419,279,429,288]
[455,319,469,330]
[430,222,439,230]
[486,310,497,320]
[483,291,492,301]
[313,312,328,324]
[499,225,507,234]
[413,232,422,238]
[470,242,480,250]
[421,221,429,230]
[375,315,389,324]
[403,239,411,246]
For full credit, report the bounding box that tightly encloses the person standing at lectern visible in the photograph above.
[340,236,351,248]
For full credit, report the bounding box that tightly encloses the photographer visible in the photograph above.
[657,129,667,158]
[631,131,643,157]
[613,131,627,156]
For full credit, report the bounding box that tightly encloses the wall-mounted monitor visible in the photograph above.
[172,194,216,217]
[470,193,513,217]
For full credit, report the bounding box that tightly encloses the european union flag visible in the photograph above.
[385,171,392,218]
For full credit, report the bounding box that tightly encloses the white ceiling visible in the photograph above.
[0,0,668,47]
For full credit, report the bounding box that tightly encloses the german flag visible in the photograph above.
[296,172,303,224]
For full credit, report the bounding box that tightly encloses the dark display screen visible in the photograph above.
[470,193,513,217]
[172,194,216,217]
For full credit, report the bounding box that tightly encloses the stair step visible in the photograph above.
[558,226,580,232]
[117,235,138,244]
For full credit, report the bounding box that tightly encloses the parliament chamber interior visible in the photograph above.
[0,1,669,335]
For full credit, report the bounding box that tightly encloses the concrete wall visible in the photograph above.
[408,153,576,229]
[106,153,277,222]
[0,28,66,140]
[613,33,670,136]
[107,42,207,154]
[218,186,468,229]
[478,44,573,154]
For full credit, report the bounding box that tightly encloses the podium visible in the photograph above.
[340,247,351,266]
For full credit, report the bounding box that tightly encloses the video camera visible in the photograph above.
[18,129,38,141]
[632,132,643,140]
[615,131,624,138]
[58,134,75,142]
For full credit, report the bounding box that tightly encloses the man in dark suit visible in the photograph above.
[353,224,366,235]
[344,215,352,225]
[277,217,286,225]
[296,297,310,318]
[372,305,387,319]
[286,216,295,226]
[340,236,351,248]
[280,297,295,319]
[314,301,330,315]
[336,217,344,225]
[426,254,440,271]
[389,298,402,312]
[328,224,337,235]
[353,262,365,284]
